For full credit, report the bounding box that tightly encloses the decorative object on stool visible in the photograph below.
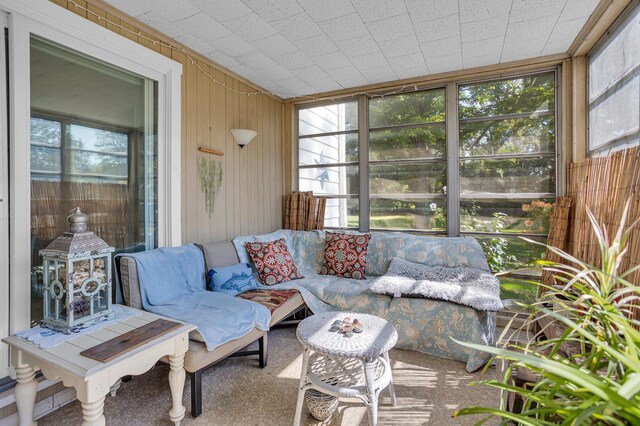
[40,207,115,334]
[304,389,338,421]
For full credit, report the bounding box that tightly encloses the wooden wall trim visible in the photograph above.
[284,53,569,105]
[569,0,634,57]
[572,56,588,162]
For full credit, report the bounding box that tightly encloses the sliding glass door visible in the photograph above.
[29,36,158,326]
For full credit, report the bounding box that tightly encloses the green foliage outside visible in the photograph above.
[455,202,640,425]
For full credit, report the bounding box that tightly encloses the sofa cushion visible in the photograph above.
[208,263,259,296]
[321,231,370,280]
[245,238,303,285]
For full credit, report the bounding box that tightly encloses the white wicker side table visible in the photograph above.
[293,312,398,426]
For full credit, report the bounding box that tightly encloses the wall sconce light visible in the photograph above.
[230,129,257,148]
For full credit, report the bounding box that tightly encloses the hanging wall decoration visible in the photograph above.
[198,156,223,217]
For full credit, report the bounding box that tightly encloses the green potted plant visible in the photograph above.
[454,200,640,425]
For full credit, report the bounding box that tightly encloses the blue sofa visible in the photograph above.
[233,230,498,372]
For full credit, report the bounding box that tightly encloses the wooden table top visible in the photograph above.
[3,307,196,379]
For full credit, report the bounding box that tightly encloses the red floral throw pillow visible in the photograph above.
[245,239,303,285]
[321,232,371,280]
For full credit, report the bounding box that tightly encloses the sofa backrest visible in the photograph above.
[118,241,240,308]
[232,229,491,278]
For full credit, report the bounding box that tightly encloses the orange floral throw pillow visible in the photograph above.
[320,232,371,280]
[245,239,303,285]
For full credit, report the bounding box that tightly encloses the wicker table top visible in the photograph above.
[296,312,398,361]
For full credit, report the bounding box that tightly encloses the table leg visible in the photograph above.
[383,352,397,406]
[15,363,38,426]
[109,378,122,397]
[364,360,378,426]
[293,348,310,426]
[168,354,186,426]
[80,396,105,426]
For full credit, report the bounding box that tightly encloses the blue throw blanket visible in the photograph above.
[124,245,271,351]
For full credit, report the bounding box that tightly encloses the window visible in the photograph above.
[296,70,558,303]
[588,2,640,154]
[369,89,447,231]
[298,101,358,228]
[29,37,158,326]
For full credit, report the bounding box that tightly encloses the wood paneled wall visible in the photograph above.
[48,0,285,243]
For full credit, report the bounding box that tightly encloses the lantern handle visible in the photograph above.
[67,207,82,219]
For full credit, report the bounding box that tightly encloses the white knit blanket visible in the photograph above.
[369,257,503,311]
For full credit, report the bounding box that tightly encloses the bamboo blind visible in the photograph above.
[31,181,131,253]
[542,196,573,287]
[566,146,640,320]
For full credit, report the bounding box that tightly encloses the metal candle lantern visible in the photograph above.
[40,208,115,334]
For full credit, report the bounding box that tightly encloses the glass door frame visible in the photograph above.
[1,0,182,379]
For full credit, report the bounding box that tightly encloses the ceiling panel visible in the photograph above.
[103,0,601,98]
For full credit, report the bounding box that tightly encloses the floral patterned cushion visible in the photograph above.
[321,232,371,279]
[245,239,303,285]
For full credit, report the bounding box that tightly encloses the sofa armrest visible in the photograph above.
[119,256,143,310]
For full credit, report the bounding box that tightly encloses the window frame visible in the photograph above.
[587,0,640,155]
[2,0,182,380]
[295,67,562,243]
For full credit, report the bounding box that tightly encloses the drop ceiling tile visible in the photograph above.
[335,34,380,57]
[325,65,366,82]
[187,0,252,22]
[318,13,369,42]
[259,65,295,81]
[351,0,407,22]
[174,33,213,56]
[236,52,279,70]
[359,66,398,83]
[311,51,353,70]
[464,53,502,68]
[337,76,370,89]
[297,0,356,21]
[461,14,509,42]
[390,52,428,75]
[107,0,155,18]
[351,51,391,70]
[223,12,277,42]
[366,13,415,42]
[560,0,599,21]
[459,0,513,23]
[421,36,462,59]
[509,0,566,23]
[404,0,459,23]
[547,17,587,42]
[462,35,503,58]
[175,12,231,42]
[209,34,256,57]
[251,34,298,57]
[378,35,421,58]
[293,34,339,57]
[137,11,187,38]
[541,39,570,55]
[273,51,314,70]
[241,0,305,23]
[414,14,460,42]
[271,75,311,90]
[208,51,240,69]
[270,12,324,42]
[153,0,200,22]
[308,77,340,92]
[294,65,331,83]
[502,38,546,61]
[426,54,463,74]
[505,16,557,41]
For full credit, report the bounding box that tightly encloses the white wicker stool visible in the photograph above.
[293,312,398,426]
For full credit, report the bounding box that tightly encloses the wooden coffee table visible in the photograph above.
[2,307,195,426]
[293,312,398,426]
